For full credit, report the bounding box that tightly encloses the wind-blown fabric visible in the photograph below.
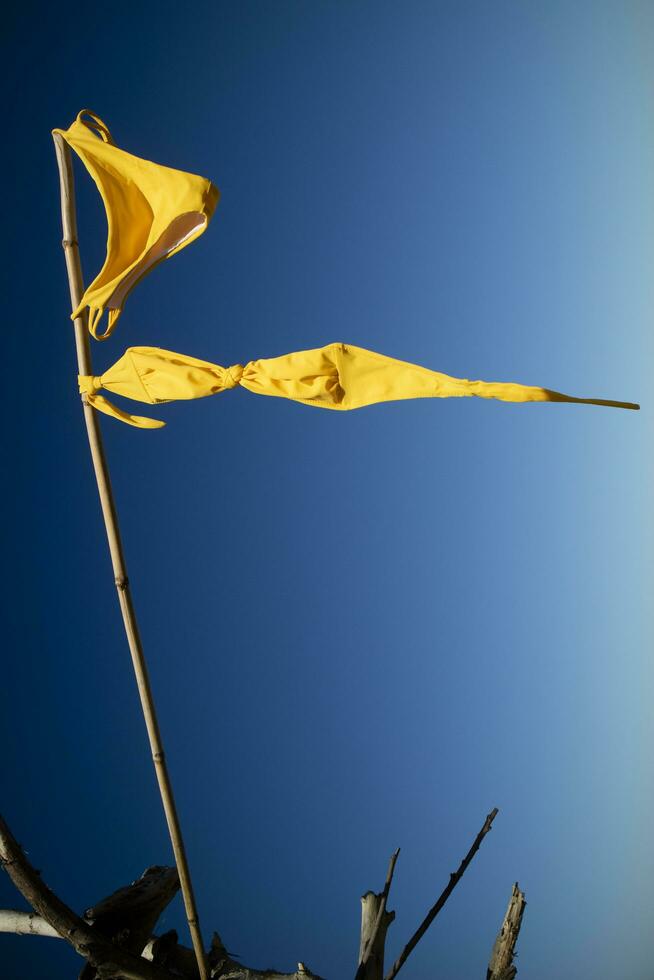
[78,343,640,428]
[53,110,219,341]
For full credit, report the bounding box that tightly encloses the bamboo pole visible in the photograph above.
[52,133,209,980]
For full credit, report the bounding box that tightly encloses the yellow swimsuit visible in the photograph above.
[78,343,639,428]
[53,110,219,340]
[57,114,637,425]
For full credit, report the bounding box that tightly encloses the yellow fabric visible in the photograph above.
[79,343,639,428]
[53,110,219,340]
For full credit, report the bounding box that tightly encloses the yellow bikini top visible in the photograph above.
[53,110,219,340]
[78,343,639,428]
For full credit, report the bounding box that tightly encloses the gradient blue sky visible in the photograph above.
[1,3,652,978]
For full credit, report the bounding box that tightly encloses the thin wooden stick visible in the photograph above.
[52,133,209,980]
[384,807,498,980]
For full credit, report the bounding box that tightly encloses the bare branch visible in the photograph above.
[366,849,400,965]
[384,807,499,980]
[0,909,61,939]
[355,849,400,980]
[487,883,526,980]
[0,811,179,980]
[357,894,395,980]
[0,850,320,980]
[0,913,322,980]
[86,866,178,956]
[79,867,180,980]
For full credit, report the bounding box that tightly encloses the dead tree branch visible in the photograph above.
[0,909,61,939]
[355,849,400,980]
[486,883,526,980]
[79,866,180,980]
[0,912,323,980]
[384,807,499,980]
[0,811,180,980]
[0,811,322,979]
[356,894,395,980]
[1,807,507,979]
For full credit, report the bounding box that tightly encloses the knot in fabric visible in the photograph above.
[78,375,104,394]
[223,364,244,389]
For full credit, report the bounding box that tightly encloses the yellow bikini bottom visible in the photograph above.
[53,110,218,341]
[77,342,639,429]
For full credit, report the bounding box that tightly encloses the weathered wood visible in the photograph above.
[356,893,395,980]
[0,910,322,980]
[355,849,399,980]
[0,909,60,939]
[52,130,209,980]
[0,868,178,951]
[0,811,177,980]
[486,883,526,980]
[86,867,179,925]
[143,929,324,978]
[2,793,506,979]
[0,816,321,980]
[384,807,499,980]
[80,866,180,979]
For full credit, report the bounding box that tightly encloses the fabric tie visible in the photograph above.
[78,374,165,428]
[78,374,103,394]
[223,364,244,389]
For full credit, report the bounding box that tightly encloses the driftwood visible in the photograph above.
[0,812,176,980]
[0,810,321,979]
[0,909,60,939]
[1,806,510,978]
[487,883,526,980]
[141,929,325,980]
[79,866,181,980]
[355,848,400,980]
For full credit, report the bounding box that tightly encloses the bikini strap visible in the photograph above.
[76,109,115,145]
[78,375,165,429]
[87,306,121,341]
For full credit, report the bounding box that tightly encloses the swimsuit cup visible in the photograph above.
[53,110,219,340]
[78,343,639,427]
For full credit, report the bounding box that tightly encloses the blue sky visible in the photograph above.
[1,2,652,978]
